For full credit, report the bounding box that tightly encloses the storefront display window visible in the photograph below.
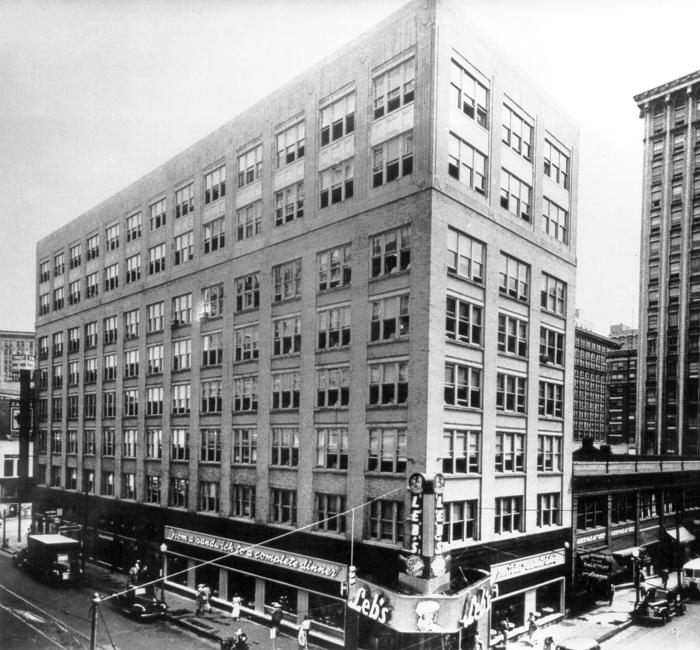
[166,553,189,587]
[492,593,525,630]
[308,592,345,630]
[535,581,561,617]
[227,571,256,609]
[264,581,297,614]
[195,563,220,594]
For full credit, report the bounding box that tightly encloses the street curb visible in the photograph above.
[167,615,225,642]
[595,619,634,644]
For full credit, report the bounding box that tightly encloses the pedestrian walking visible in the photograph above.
[607,581,615,607]
[270,602,283,650]
[661,568,669,589]
[297,624,308,649]
[498,616,510,648]
[195,584,206,617]
[527,612,538,645]
[202,584,212,614]
[231,593,242,621]
[128,560,141,586]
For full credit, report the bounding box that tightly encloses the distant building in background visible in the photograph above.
[574,320,618,447]
[607,324,638,450]
[0,330,35,397]
[634,71,700,456]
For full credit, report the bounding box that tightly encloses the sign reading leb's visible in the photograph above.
[164,526,346,582]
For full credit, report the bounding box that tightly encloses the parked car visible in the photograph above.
[12,534,83,586]
[555,638,601,650]
[682,558,700,597]
[112,584,168,620]
[632,586,686,625]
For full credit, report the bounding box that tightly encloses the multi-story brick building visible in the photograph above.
[32,1,578,646]
[573,325,617,446]
[634,70,700,456]
[0,330,35,397]
[607,324,638,450]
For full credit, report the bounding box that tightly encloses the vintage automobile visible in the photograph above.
[682,558,700,597]
[12,534,83,586]
[632,586,686,625]
[555,638,601,650]
[112,584,168,620]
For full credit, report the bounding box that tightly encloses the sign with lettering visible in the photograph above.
[461,584,491,627]
[491,550,565,582]
[347,585,391,624]
[164,526,346,582]
[576,530,606,546]
[611,525,634,538]
[408,490,424,555]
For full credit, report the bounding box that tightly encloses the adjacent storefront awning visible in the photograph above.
[665,526,696,544]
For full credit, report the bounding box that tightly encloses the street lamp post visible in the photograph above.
[632,547,640,606]
[159,543,168,603]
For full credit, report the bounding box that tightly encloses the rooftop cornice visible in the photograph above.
[633,69,700,105]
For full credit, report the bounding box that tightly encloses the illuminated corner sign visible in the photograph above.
[461,585,491,628]
[490,549,565,582]
[347,585,391,624]
[163,525,346,582]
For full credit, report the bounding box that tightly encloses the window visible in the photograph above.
[69,244,81,269]
[172,383,191,415]
[39,368,48,390]
[234,376,258,412]
[236,201,262,241]
[495,432,525,472]
[52,331,64,357]
[169,477,189,508]
[369,360,408,405]
[83,429,95,455]
[271,371,300,409]
[234,324,259,362]
[39,260,50,283]
[123,309,139,340]
[86,234,99,260]
[368,428,406,473]
[146,428,162,458]
[38,399,47,421]
[540,327,564,366]
[320,92,355,146]
[146,475,161,504]
[200,429,222,462]
[102,391,116,417]
[101,354,116,381]
[68,280,80,305]
[542,197,569,244]
[104,264,119,291]
[174,231,194,265]
[101,471,114,496]
[450,59,488,127]
[370,294,409,341]
[52,364,63,389]
[276,122,305,167]
[103,316,118,345]
[125,254,141,284]
[84,358,97,385]
[442,429,480,474]
[202,331,223,366]
[51,429,62,453]
[39,336,49,360]
[105,223,119,251]
[172,294,192,324]
[199,481,220,512]
[537,493,560,527]
[496,373,527,414]
[148,244,166,275]
[442,500,478,543]
[37,430,47,453]
[446,297,482,345]
[51,287,65,312]
[238,144,263,186]
[318,244,351,290]
[315,493,346,533]
[316,428,348,470]
[317,366,349,407]
[444,363,481,408]
[368,500,404,544]
[541,273,567,316]
[203,216,225,253]
[126,212,141,242]
[174,185,193,219]
[273,259,302,302]
[372,131,413,187]
[68,361,79,386]
[123,388,139,416]
[122,428,137,457]
[448,133,487,193]
[102,428,115,456]
[202,283,224,318]
[370,226,410,278]
[497,313,528,357]
[270,489,296,525]
[273,315,301,355]
[204,165,226,203]
[271,427,299,466]
[235,273,260,312]
[201,380,222,413]
[499,254,530,302]
[610,493,636,524]
[147,386,163,415]
[544,139,570,189]
[51,397,62,420]
[317,306,351,349]
[275,182,304,226]
[539,381,563,418]
[171,429,189,460]
[39,293,50,315]
[85,272,99,299]
[494,496,523,534]
[500,169,532,221]
[173,339,192,371]
[502,104,533,160]
[232,485,256,519]
[373,56,414,120]
[319,160,354,207]
[233,428,257,464]
[147,302,164,332]
[85,322,97,349]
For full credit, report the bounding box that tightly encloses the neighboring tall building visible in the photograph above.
[33,1,578,646]
[573,324,618,446]
[0,330,35,397]
[607,324,638,449]
[634,71,700,456]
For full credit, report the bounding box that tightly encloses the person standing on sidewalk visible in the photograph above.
[661,568,669,589]
[527,612,538,645]
[607,581,615,607]
[270,602,283,650]
[231,593,242,622]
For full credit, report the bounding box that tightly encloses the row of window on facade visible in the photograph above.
[37,425,563,477]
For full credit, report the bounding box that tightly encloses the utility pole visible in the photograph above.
[676,505,683,592]
[16,369,33,544]
[90,593,100,650]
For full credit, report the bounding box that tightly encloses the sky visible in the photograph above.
[1,0,699,335]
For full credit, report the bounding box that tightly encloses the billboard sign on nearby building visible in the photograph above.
[490,550,565,582]
[164,525,347,582]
